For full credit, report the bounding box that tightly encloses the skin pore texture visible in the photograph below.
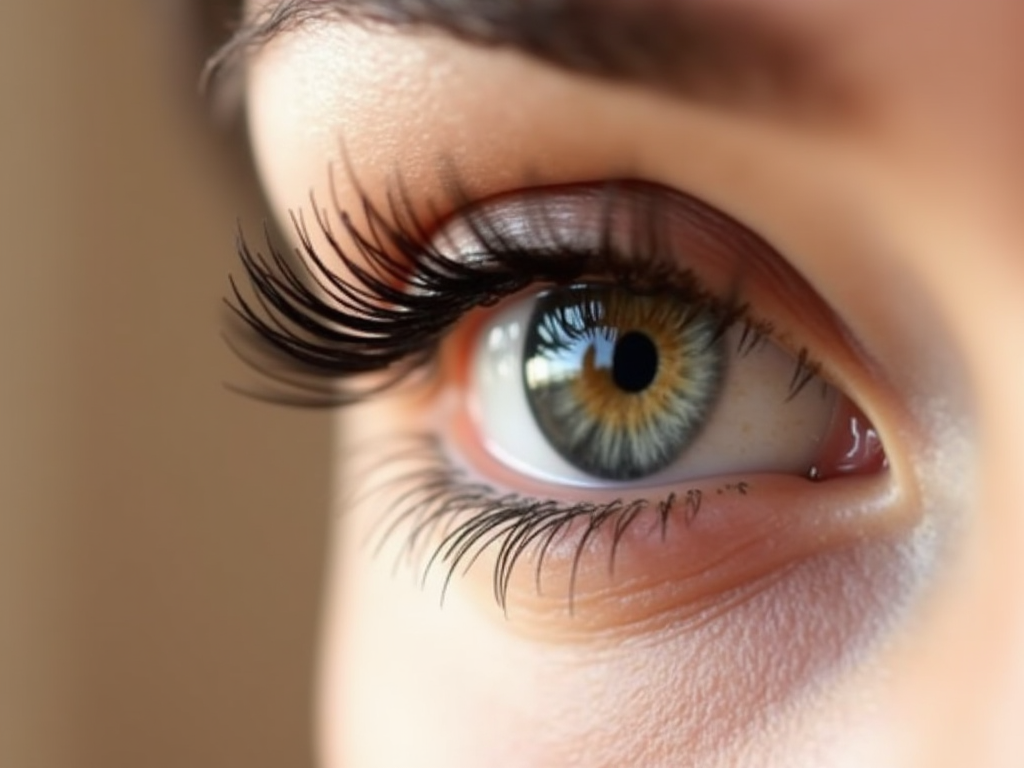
[238,0,1024,766]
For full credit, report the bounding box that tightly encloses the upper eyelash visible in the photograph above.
[226,177,811,407]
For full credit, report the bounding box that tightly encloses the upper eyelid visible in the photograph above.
[226,177,841,409]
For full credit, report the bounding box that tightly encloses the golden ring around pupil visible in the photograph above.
[570,293,699,432]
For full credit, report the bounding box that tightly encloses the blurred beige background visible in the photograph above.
[0,2,329,767]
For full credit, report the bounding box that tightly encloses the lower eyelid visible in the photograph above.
[356,421,905,641]
[492,475,902,642]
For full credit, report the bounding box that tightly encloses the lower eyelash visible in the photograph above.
[357,433,706,612]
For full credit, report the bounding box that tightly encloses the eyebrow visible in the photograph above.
[209,0,854,119]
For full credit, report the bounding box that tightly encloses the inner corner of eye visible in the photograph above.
[457,282,886,490]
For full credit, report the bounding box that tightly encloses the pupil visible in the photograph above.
[611,331,659,393]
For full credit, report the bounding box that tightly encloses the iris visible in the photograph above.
[523,284,725,481]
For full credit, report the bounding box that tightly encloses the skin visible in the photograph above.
[240,0,1024,766]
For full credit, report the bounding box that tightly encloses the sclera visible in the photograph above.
[470,290,839,489]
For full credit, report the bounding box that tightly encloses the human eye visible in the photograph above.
[229,173,902,629]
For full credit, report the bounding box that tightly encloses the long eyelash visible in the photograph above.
[225,177,757,406]
[356,434,705,613]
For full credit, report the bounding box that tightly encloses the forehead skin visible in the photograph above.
[242,0,1024,766]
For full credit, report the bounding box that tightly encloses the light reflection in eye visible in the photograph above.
[488,323,519,379]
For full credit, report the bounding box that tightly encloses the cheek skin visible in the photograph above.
[319,405,930,768]
[836,201,1024,768]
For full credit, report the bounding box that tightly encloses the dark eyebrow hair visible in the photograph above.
[207,0,855,120]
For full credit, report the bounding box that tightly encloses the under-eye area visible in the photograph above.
[349,432,896,636]
[228,177,900,629]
